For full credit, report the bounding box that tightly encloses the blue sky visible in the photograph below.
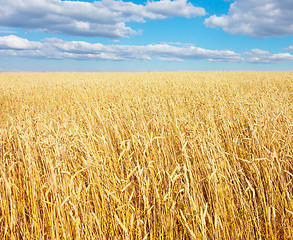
[0,0,292,71]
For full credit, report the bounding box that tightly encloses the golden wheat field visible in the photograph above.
[0,72,293,239]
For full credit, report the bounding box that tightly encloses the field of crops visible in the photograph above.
[0,72,292,239]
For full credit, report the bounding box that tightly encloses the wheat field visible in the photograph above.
[0,72,292,239]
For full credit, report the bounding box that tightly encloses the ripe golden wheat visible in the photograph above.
[0,72,292,239]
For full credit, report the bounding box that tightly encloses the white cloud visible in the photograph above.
[285,45,293,51]
[0,35,42,50]
[204,0,293,38]
[0,35,242,62]
[249,49,270,55]
[2,35,292,65]
[144,0,205,18]
[245,48,293,63]
[0,0,206,38]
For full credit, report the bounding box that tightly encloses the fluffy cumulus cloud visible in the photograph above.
[245,48,293,63]
[0,35,42,50]
[0,35,242,62]
[0,0,205,38]
[204,0,293,38]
